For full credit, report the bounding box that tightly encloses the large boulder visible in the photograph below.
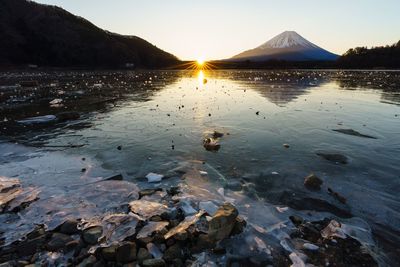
[208,202,239,242]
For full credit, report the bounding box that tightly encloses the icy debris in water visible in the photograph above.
[217,188,235,203]
[179,200,197,216]
[0,177,39,212]
[146,243,163,259]
[289,252,306,267]
[321,220,347,239]
[199,201,218,216]
[146,172,164,183]
[49,98,62,105]
[100,213,141,244]
[276,206,289,213]
[303,243,319,250]
[137,221,169,241]
[17,115,57,125]
[271,171,279,175]
[254,236,271,254]
[164,210,205,240]
[199,171,208,176]
[129,200,169,219]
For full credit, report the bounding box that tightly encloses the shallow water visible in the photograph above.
[1,70,400,265]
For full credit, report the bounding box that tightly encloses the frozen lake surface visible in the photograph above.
[0,70,399,266]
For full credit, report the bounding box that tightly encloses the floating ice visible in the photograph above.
[146,172,164,183]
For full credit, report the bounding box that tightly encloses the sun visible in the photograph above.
[197,58,205,66]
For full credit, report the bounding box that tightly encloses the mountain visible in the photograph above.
[0,0,178,68]
[231,31,339,62]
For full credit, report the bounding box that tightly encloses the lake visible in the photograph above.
[0,70,399,266]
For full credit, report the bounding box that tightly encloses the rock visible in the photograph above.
[116,242,137,263]
[164,211,205,240]
[146,173,164,183]
[203,138,220,151]
[137,248,152,264]
[332,129,377,139]
[208,203,238,242]
[283,144,290,148]
[77,255,97,267]
[166,186,180,196]
[137,221,169,243]
[129,200,169,219]
[56,111,80,122]
[59,219,79,234]
[225,180,243,191]
[47,233,74,251]
[199,201,219,216]
[289,215,304,227]
[304,173,323,190]
[316,153,348,164]
[212,131,224,138]
[146,243,163,259]
[163,243,182,262]
[142,259,166,267]
[105,174,123,181]
[231,216,246,236]
[139,188,163,198]
[82,226,103,245]
[328,188,347,204]
[101,245,118,261]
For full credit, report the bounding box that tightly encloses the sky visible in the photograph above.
[34,0,400,61]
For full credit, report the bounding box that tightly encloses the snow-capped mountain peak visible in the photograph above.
[258,31,319,49]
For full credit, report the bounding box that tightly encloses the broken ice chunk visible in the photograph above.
[146,173,164,183]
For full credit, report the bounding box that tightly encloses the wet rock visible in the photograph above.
[231,216,246,236]
[283,143,290,148]
[304,173,323,190]
[212,131,224,138]
[289,215,304,227]
[137,248,152,264]
[208,203,238,242]
[139,188,163,198]
[146,243,163,259]
[116,242,137,263]
[47,233,74,251]
[163,243,183,262]
[101,245,117,261]
[328,187,347,204]
[77,255,97,267]
[292,218,378,266]
[129,200,169,219]
[56,111,80,122]
[164,211,205,240]
[203,138,220,151]
[82,226,103,245]
[137,221,169,243]
[225,180,243,191]
[317,152,348,164]
[333,129,377,139]
[59,219,79,234]
[281,192,352,218]
[142,258,166,267]
[166,186,180,196]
